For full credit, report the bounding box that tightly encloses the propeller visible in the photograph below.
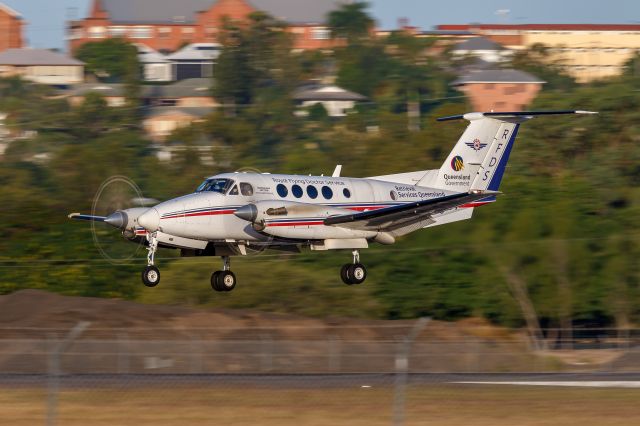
[87,175,157,264]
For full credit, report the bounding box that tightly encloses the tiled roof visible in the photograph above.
[0,49,84,66]
[293,84,367,101]
[100,0,341,24]
[452,37,506,51]
[452,69,546,85]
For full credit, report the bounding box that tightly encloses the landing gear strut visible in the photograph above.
[211,256,236,292]
[341,250,367,285]
[142,233,160,287]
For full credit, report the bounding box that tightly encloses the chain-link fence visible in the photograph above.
[1,323,639,425]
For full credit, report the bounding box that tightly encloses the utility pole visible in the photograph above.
[393,317,431,426]
[47,321,91,426]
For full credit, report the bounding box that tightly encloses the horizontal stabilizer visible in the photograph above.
[68,213,106,222]
[437,110,598,122]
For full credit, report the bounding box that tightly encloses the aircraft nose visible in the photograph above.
[138,208,160,232]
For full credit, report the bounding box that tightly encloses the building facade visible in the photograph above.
[0,3,23,52]
[439,24,640,82]
[69,0,341,53]
[0,49,84,86]
[452,69,545,112]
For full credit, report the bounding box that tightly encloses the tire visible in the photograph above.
[348,263,367,285]
[142,265,161,287]
[210,271,222,291]
[218,271,236,292]
[340,264,353,285]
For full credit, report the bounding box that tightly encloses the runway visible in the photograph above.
[2,372,640,388]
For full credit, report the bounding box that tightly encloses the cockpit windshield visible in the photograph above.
[195,178,234,194]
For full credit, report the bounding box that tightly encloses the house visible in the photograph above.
[136,44,172,82]
[451,37,512,63]
[143,106,213,142]
[0,49,84,86]
[439,24,640,82]
[0,3,24,52]
[452,69,545,112]
[68,0,342,53]
[166,43,221,81]
[293,84,367,117]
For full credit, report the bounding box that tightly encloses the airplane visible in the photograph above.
[69,110,596,292]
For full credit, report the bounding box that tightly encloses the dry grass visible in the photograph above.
[2,384,640,426]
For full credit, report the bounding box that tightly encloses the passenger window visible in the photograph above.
[276,184,288,197]
[343,188,351,198]
[307,185,318,199]
[240,182,254,196]
[321,186,333,199]
[292,185,303,198]
[228,185,239,195]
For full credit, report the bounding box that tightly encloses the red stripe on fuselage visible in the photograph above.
[161,210,235,220]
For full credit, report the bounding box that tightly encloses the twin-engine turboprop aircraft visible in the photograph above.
[70,110,596,291]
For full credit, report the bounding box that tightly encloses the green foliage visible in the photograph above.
[1,30,639,329]
[75,38,141,83]
[327,1,374,43]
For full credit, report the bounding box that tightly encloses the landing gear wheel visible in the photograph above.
[211,270,236,292]
[348,263,367,285]
[340,264,353,285]
[340,263,367,285]
[211,271,222,291]
[142,265,160,287]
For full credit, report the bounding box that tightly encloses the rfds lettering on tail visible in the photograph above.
[69,110,597,292]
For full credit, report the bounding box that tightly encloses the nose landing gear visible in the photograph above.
[340,250,367,285]
[211,256,236,292]
[142,233,160,287]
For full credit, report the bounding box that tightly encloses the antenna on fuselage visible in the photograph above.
[332,165,342,177]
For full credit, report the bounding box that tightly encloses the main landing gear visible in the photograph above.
[211,256,236,292]
[340,250,367,285]
[142,233,160,287]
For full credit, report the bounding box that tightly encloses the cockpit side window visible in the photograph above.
[195,178,234,194]
[228,185,239,195]
[240,183,254,196]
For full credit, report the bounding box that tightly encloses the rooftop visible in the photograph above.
[99,0,342,25]
[0,49,84,66]
[452,37,506,51]
[0,2,22,19]
[439,23,640,32]
[293,84,367,102]
[453,69,546,85]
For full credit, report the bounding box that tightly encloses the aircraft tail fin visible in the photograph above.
[424,110,596,192]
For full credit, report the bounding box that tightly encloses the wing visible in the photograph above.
[68,213,106,222]
[324,191,499,235]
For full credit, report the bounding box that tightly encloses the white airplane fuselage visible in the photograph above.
[139,172,459,243]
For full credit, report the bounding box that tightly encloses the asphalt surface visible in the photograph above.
[2,372,640,388]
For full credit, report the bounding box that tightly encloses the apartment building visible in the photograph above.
[68,0,342,53]
[0,3,24,52]
[439,24,640,82]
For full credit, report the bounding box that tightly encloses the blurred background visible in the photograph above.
[0,1,639,425]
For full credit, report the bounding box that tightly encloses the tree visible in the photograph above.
[509,43,577,90]
[75,38,141,83]
[327,1,374,43]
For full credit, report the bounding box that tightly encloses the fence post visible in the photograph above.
[393,317,431,426]
[46,322,91,426]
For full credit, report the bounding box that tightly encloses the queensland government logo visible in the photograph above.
[465,138,487,151]
[450,155,464,171]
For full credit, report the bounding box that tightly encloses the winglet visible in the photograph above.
[332,165,342,177]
